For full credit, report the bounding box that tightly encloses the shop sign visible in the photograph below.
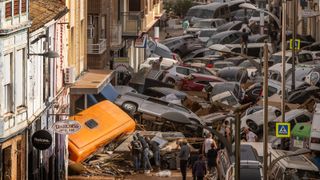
[52,120,81,134]
[32,130,53,150]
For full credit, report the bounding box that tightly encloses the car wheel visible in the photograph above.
[166,78,176,85]
[122,102,137,115]
[275,110,281,117]
[246,119,259,133]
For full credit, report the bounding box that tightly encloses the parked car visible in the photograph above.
[183,48,217,61]
[143,87,187,100]
[206,30,242,47]
[139,57,179,70]
[186,18,226,34]
[310,103,320,151]
[161,35,204,57]
[303,42,320,60]
[180,73,226,91]
[161,65,198,85]
[269,50,317,66]
[114,92,204,126]
[269,149,320,180]
[205,82,245,102]
[241,106,281,134]
[197,29,219,43]
[185,2,230,24]
[216,21,244,33]
[271,109,313,130]
[217,66,248,83]
[68,101,136,162]
[219,144,263,180]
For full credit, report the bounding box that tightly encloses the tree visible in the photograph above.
[168,0,193,18]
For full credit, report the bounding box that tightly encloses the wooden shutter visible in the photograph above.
[21,0,26,13]
[5,2,12,18]
[14,0,19,15]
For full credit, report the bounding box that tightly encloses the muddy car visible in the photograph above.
[217,67,248,83]
[180,73,226,91]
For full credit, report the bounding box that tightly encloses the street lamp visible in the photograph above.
[268,148,311,176]
[28,50,60,58]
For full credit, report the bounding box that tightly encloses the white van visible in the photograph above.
[310,103,320,151]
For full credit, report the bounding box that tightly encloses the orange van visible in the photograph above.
[68,100,136,162]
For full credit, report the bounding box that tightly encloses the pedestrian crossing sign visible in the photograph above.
[276,123,291,138]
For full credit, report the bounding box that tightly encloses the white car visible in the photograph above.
[162,65,198,85]
[241,106,281,134]
[139,57,178,70]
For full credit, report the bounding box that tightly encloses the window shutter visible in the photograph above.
[5,2,12,18]
[15,49,24,106]
[3,54,11,85]
[14,0,19,15]
[21,0,26,13]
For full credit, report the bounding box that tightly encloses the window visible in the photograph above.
[5,2,12,18]
[176,67,189,75]
[295,114,310,123]
[3,53,13,113]
[85,119,98,129]
[21,0,26,13]
[100,16,106,38]
[129,0,141,11]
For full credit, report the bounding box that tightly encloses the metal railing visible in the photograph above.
[87,39,107,54]
[121,11,143,36]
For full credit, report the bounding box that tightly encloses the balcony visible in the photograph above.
[121,11,143,37]
[87,39,107,54]
[111,24,123,50]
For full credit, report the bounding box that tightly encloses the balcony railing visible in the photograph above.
[121,11,143,37]
[111,24,122,49]
[87,39,107,54]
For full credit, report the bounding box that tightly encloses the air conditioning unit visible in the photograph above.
[64,67,75,84]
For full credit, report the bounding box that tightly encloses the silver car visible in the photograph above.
[114,92,204,125]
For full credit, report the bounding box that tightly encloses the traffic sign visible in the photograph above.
[290,39,300,50]
[276,123,291,138]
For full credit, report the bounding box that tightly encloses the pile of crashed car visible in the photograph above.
[68,1,320,179]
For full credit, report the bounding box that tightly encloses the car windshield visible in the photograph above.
[212,84,240,97]
[270,55,287,64]
[199,30,216,37]
[199,10,214,18]
[193,21,212,28]
[187,9,202,17]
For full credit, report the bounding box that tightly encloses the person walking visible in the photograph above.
[206,143,218,176]
[129,135,142,172]
[202,133,216,156]
[244,127,258,142]
[137,133,152,173]
[148,138,161,171]
[182,20,190,35]
[179,140,190,180]
[241,28,249,55]
[192,155,207,180]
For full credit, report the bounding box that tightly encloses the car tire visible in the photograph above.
[166,78,176,85]
[122,102,137,115]
[246,119,259,133]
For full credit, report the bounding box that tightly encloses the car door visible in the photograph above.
[176,67,196,80]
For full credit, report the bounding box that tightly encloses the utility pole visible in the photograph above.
[291,0,297,90]
[263,41,269,180]
[234,111,241,180]
[281,0,287,150]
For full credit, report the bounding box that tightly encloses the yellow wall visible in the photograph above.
[66,0,87,77]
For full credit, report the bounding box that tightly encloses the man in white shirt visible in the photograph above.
[244,127,258,142]
[203,133,217,155]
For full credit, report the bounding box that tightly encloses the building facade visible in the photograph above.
[0,0,30,179]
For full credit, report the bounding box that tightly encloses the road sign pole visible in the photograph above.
[263,42,269,180]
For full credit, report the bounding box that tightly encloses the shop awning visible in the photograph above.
[70,69,115,95]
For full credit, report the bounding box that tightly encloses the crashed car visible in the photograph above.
[270,109,313,130]
[217,66,248,83]
[180,73,226,91]
[205,82,245,102]
[143,87,187,100]
[241,106,281,134]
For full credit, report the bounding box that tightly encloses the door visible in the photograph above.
[1,135,25,180]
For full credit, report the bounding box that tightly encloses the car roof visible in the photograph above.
[211,30,240,38]
[217,21,243,31]
[270,149,319,171]
[198,18,225,22]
